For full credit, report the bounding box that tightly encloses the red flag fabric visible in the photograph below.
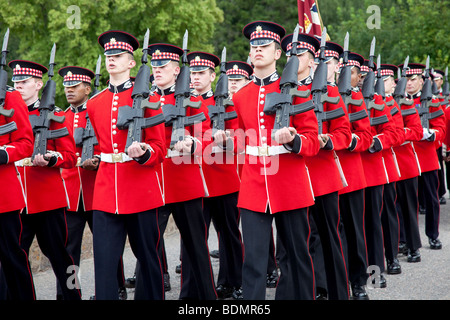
[297,0,323,37]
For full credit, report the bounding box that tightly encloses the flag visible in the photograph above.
[297,0,323,37]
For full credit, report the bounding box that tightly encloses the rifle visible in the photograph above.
[442,66,449,106]
[361,37,388,126]
[29,44,69,160]
[73,56,102,164]
[416,56,444,129]
[263,24,314,138]
[162,30,206,148]
[311,27,345,134]
[393,56,416,117]
[0,28,17,136]
[337,32,368,123]
[117,29,166,152]
[207,47,237,137]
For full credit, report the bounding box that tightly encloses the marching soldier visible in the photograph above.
[87,30,166,300]
[288,38,351,300]
[8,59,81,300]
[223,21,320,300]
[58,66,127,300]
[388,62,423,265]
[143,42,217,300]
[0,83,36,300]
[377,64,406,274]
[227,61,253,99]
[404,63,445,251]
[359,59,396,288]
[336,52,373,299]
[187,51,244,299]
[432,69,447,204]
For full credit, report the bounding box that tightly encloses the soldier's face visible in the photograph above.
[249,42,281,69]
[295,52,314,79]
[190,69,215,95]
[350,67,361,88]
[406,76,423,94]
[152,61,180,90]
[13,78,43,103]
[228,78,247,94]
[64,83,91,106]
[434,78,443,90]
[105,52,135,75]
[384,77,395,95]
[326,59,339,82]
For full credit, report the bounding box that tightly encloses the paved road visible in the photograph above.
[32,196,450,300]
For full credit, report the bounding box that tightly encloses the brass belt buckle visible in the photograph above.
[258,146,269,156]
[112,153,123,163]
[23,158,32,166]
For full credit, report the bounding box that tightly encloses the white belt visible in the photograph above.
[245,145,290,157]
[100,152,132,163]
[15,158,33,167]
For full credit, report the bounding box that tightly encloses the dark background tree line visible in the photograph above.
[0,0,448,108]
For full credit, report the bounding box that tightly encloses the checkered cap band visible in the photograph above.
[189,58,216,69]
[286,41,316,54]
[347,60,361,69]
[151,52,180,61]
[104,41,134,53]
[380,69,394,77]
[13,67,43,78]
[250,30,281,43]
[406,68,424,76]
[64,74,92,83]
[226,68,249,78]
[323,50,340,59]
[361,65,370,73]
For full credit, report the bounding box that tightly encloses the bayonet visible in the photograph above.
[416,55,444,129]
[361,37,388,126]
[117,29,165,152]
[311,26,345,134]
[29,43,69,160]
[208,46,239,137]
[0,27,17,136]
[264,25,315,138]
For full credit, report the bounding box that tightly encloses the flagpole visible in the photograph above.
[315,0,330,40]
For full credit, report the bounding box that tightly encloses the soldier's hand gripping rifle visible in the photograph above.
[361,37,388,126]
[417,56,444,130]
[0,28,17,137]
[263,24,314,139]
[162,30,206,149]
[337,32,368,123]
[208,47,237,137]
[117,29,166,153]
[74,55,102,164]
[311,27,345,134]
[29,44,69,161]
[442,67,449,106]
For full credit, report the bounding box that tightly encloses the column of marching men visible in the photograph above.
[0,20,448,300]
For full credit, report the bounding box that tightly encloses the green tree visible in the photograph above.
[0,0,223,108]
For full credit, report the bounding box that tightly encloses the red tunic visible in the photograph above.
[360,94,396,187]
[233,73,320,214]
[382,95,405,183]
[149,86,210,204]
[303,83,352,197]
[391,96,422,180]
[87,80,165,214]
[0,88,33,213]
[411,94,446,173]
[61,103,99,212]
[337,89,372,194]
[201,92,241,198]
[17,100,77,214]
